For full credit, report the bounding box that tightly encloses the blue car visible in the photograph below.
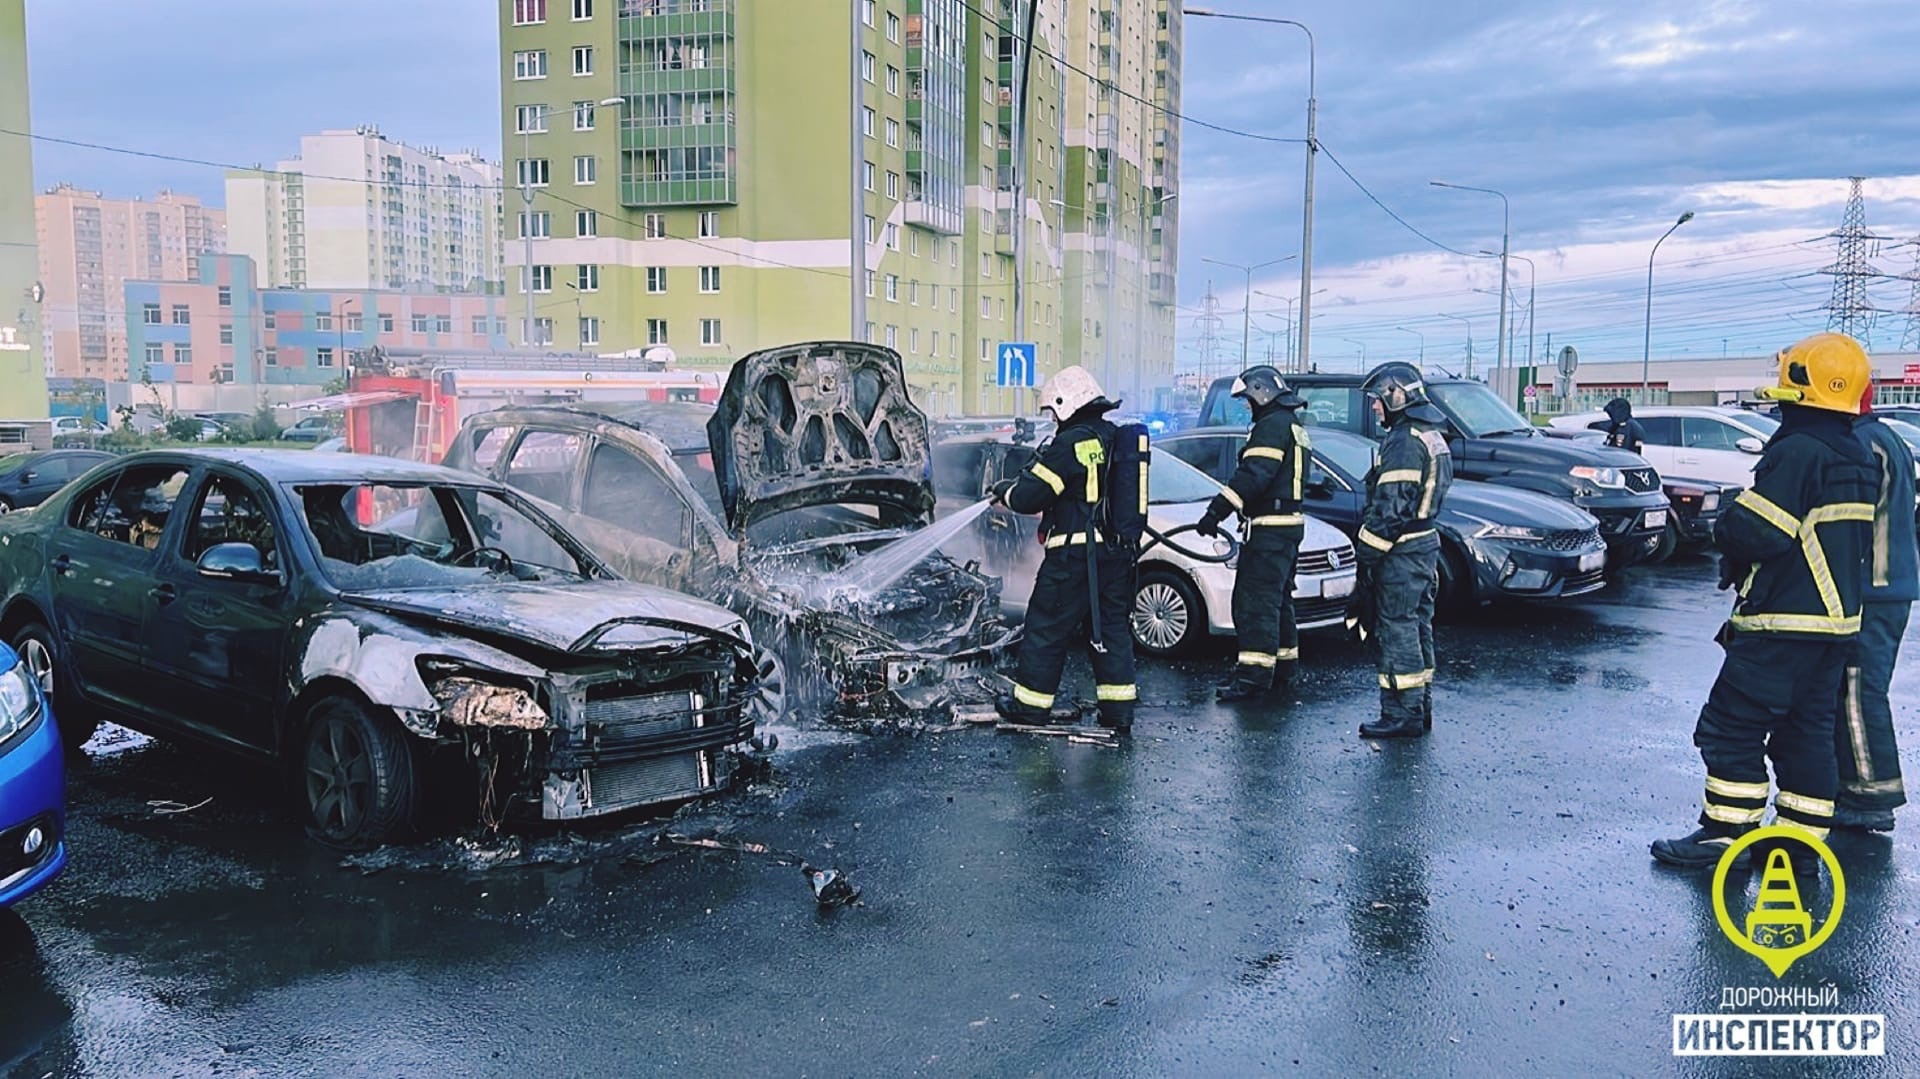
[0,641,64,907]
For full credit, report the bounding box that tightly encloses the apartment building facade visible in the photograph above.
[226,128,506,294]
[34,184,227,382]
[125,253,514,387]
[1,0,48,419]
[497,0,1177,415]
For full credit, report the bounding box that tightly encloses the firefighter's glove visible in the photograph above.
[1194,511,1224,540]
[987,478,1017,505]
[1345,585,1376,642]
[1716,553,1747,592]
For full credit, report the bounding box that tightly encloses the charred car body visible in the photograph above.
[0,450,762,848]
[439,342,1014,721]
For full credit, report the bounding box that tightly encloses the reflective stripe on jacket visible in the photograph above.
[1206,403,1308,532]
[1358,420,1453,560]
[1856,417,1919,603]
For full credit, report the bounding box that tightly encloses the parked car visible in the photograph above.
[0,450,763,849]
[0,451,114,513]
[439,342,1015,721]
[1160,426,1608,612]
[1541,425,1741,561]
[310,437,350,454]
[0,640,65,908]
[932,433,1359,656]
[1197,374,1670,564]
[1546,405,1779,488]
[279,415,338,444]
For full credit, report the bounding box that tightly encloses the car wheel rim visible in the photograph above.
[748,648,787,724]
[1133,582,1189,651]
[20,637,53,695]
[306,717,372,838]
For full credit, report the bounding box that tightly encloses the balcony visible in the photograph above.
[618,0,733,38]
[619,64,735,96]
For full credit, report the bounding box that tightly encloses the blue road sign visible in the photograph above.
[997,341,1037,388]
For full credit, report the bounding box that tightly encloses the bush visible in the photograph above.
[165,416,206,442]
[247,403,283,441]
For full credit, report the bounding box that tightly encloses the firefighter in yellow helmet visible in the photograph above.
[990,365,1138,732]
[1652,333,1880,870]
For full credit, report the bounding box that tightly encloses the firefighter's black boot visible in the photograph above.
[1216,677,1269,703]
[995,694,1056,725]
[1422,690,1433,732]
[1832,804,1896,833]
[1650,824,1754,869]
[1097,701,1133,734]
[1359,713,1426,739]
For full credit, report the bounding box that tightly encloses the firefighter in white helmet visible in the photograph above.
[988,365,1138,732]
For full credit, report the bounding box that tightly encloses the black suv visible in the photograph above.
[1197,373,1671,563]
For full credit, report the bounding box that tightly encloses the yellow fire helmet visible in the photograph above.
[1758,332,1871,414]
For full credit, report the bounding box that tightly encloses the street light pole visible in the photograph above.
[1394,325,1423,365]
[850,0,867,345]
[1338,337,1367,371]
[1186,8,1317,372]
[1642,211,1695,398]
[1433,180,1509,385]
[1204,255,1294,370]
[1439,312,1472,375]
[1502,252,1535,407]
[1257,287,1324,373]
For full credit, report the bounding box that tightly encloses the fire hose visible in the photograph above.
[1136,522,1240,564]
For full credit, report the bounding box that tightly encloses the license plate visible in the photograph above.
[1321,575,1356,599]
[1644,508,1668,529]
[1578,550,1605,573]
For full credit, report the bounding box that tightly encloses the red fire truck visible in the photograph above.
[313,347,723,463]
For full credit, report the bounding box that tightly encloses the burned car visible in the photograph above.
[0,450,762,849]
[439,342,1014,722]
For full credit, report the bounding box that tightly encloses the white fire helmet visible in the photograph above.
[1037,364,1107,422]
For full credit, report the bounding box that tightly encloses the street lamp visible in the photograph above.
[1186,8,1318,373]
[1256,287,1326,372]
[1338,336,1367,371]
[1485,249,1535,406]
[1203,255,1296,369]
[1642,211,1695,397]
[1433,180,1510,386]
[1394,325,1424,365]
[1439,312,1473,375]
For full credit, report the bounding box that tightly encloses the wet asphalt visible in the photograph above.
[4,550,1918,1077]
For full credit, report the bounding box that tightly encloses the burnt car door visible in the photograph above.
[572,439,703,591]
[46,461,192,713]
[142,468,289,753]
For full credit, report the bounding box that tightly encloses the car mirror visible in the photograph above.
[1306,466,1333,496]
[1735,436,1764,455]
[197,542,278,584]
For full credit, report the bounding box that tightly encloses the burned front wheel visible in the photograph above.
[746,647,788,725]
[301,698,418,850]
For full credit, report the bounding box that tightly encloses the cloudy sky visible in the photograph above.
[20,0,1920,374]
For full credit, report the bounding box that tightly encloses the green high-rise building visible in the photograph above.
[498,0,1177,415]
[0,0,49,419]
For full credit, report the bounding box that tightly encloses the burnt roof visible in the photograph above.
[473,400,717,453]
[114,448,482,485]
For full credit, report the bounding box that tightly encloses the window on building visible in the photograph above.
[316,346,334,368]
[886,12,900,43]
[144,342,163,366]
[219,324,233,345]
[534,317,554,343]
[908,280,918,306]
[579,316,600,346]
[576,209,597,236]
[263,311,277,329]
[861,51,875,82]
[863,161,875,192]
[513,0,545,25]
[577,264,599,291]
[169,304,190,325]
[173,344,192,366]
[216,285,231,307]
[930,333,939,358]
[141,303,161,324]
[644,212,666,238]
[886,66,900,95]
[434,314,452,333]
[515,104,549,133]
[411,314,431,333]
[885,223,899,250]
[573,100,596,130]
[951,333,957,358]
[574,155,597,184]
[528,265,553,293]
[699,266,720,293]
[521,210,551,238]
[863,107,875,138]
[884,325,898,348]
[572,46,594,76]
[865,321,877,344]
[265,347,278,367]
[885,274,899,302]
[647,318,668,345]
[646,266,666,293]
[346,313,365,332]
[885,118,899,148]
[517,158,550,186]
[861,0,874,25]
[865,270,876,298]
[513,49,548,79]
[472,316,490,336]
[982,121,992,146]
[909,328,918,353]
[571,0,591,20]
[700,318,722,346]
[379,313,394,333]
[698,211,719,238]
[948,287,957,311]
[494,317,507,335]
[864,215,877,244]
[885,171,899,199]
[980,296,991,317]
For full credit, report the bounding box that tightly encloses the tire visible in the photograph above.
[1132,569,1206,657]
[8,620,99,752]
[0,496,13,514]
[300,697,418,850]
[746,646,788,725]
[1436,542,1476,619]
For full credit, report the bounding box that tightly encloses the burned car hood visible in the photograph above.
[707,341,935,533]
[345,580,749,655]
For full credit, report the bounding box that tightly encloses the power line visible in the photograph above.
[1317,144,1483,259]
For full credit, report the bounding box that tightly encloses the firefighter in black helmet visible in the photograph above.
[1350,362,1454,739]
[1196,365,1311,701]
[1652,333,1879,868]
